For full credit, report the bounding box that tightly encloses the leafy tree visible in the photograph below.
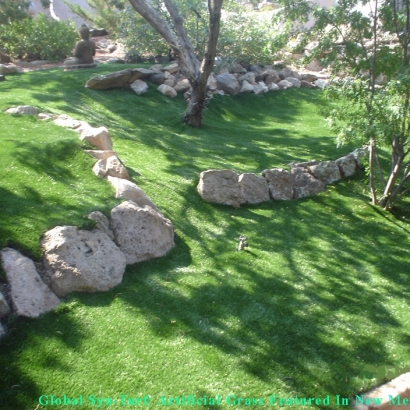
[275,0,410,210]
[127,0,223,127]
[0,0,31,25]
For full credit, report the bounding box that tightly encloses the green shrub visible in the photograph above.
[0,14,78,60]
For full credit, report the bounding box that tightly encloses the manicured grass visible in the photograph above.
[0,66,410,410]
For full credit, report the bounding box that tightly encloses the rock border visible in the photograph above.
[197,148,367,207]
[0,105,176,337]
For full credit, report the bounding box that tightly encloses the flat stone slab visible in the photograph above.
[1,247,60,317]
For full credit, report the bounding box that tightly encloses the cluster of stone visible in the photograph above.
[1,105,176,337]
[197,148,367,207]
[84,62,329,99]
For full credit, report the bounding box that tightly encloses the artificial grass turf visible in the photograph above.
[1,66,410,409]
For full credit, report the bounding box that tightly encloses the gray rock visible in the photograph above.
[292,167,326,198]
[216,73,240,95]
[336,154,357,177]
[262,168,294,200]
[278,67,293,79]
[240,80,255,94]
[229,63,247,74]
[110,201,175,264]
[130,79,149,95]
[6,105,38,115]
[85,69,132,89]
[207,72,218,90]
[277,80,294,89]
[238,72,256,85]
[79,126,113,150]
[314,79,329,89]
[1,247,60,317]
[239,173,270,204]
[263,69,280,84]
[308,161,341,184]
[268,82,280,91]
[158,84,177,98]
[197,169,241,207]
[285,76,301,88]
[0,291,11,318]
[253,82,269,95]
[106,176,159,212]
[150,71,165,85]
[174,79,191,94]
[41,226,126,298]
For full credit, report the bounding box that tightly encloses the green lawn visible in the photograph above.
[0,65,410,410]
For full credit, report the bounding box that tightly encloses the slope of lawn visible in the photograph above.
[0,65,410,410]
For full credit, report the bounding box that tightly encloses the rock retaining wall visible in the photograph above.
[0,105,176,337]
[197,149,367,207]
[84,62,330,99]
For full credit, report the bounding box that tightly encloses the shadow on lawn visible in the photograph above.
[115,182,410,399]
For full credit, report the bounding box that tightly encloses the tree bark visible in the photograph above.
[127,0,223,127]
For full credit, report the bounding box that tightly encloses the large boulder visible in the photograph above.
[110,201,175,264]
[85,69,132,89]
[106,176,159,212]
[238,173,270,204]
[216,73,240,95]
[0,291,11,318]
[1,248,60,317]
[158,84,177,98]
[291,167,326,198]
[263,69,280,84]
[79,126,113,150]
[197,169,241,207]
[308,161,341,184]
[130,79,149,95]
[262,168,294,200]
[6,105,38,115]
[162,63,179,74]
[336,154,358,177]
[300,80,316,89]
[41,226,126,298]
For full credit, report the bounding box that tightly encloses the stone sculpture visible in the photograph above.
[64,24,96,70]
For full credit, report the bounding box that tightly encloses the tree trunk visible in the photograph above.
[128,0,222,127]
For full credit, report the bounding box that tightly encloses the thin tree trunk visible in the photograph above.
[369,137,378,205]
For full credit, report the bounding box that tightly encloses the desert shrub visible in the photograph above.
[0,14,78,60]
